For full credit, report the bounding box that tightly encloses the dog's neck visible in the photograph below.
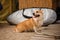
[33,18,37,22]
[33,16,43,25]
[32,17,39,23]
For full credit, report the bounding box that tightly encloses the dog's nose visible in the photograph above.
[33,13,35,16]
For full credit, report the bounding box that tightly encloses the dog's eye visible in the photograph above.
[36,11,39,13]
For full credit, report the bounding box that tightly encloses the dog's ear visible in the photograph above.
[39,10,43,15]
[39,10,43,13]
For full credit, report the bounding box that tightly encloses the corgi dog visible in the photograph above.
[14,10,43,33]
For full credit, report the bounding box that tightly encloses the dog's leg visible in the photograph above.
[33,26,41,34]
[33,26,37,33]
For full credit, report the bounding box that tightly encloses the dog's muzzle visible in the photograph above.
[33,13,40,17]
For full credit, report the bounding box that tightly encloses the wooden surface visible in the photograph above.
[0,23,60,40]
[19,0,57,10]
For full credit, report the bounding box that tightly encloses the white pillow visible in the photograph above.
[7,8,57,25]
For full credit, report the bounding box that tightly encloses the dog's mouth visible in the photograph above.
[35,15,40,17]
[33,13,40,17]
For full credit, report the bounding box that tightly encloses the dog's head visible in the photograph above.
[33,10,43,18]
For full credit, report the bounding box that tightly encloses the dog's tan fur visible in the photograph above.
[14,10,43,33]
